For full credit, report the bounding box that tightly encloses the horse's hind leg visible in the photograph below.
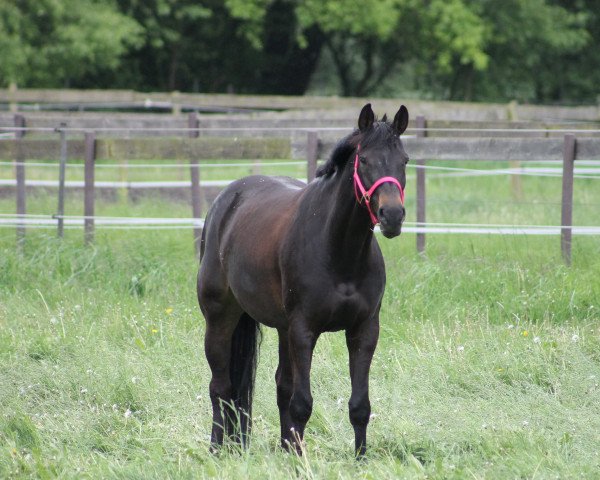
[275,328,293,449]
[202,297,243,448]
[287,321,318,453]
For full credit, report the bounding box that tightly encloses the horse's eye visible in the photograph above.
[359,156,367,164]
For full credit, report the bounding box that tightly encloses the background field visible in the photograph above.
[1,164,600,478]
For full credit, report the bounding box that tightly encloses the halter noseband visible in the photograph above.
[353,143,405,226]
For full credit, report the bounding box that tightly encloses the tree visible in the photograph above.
[110,0,266,91]
[0,0,143,88]
[296,0,490,97]
[254,0,324,95]
[458,0,590,102]
[542,0,599,103]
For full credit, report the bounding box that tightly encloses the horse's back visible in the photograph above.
[204,175,304,239]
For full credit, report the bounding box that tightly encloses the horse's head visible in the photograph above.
[354,103,409,238]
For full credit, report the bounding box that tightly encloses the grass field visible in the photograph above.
[1,161,600,478]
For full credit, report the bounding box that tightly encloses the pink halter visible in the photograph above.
[353,144,405,226]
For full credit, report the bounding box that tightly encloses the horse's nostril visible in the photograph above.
[378,207,385,218]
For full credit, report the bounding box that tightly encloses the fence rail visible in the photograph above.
[2,112,600,139]
[3,134,600,163]
[2,88,600,122]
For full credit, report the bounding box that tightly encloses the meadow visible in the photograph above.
[1,158,600,479]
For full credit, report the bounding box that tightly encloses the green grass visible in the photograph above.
[1,230,599,479]
[0,158,307,183]
[1,162,600,478]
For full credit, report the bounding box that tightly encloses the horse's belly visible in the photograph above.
[227,263,287,329]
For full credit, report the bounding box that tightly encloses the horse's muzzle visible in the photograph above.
[378,205,405,238]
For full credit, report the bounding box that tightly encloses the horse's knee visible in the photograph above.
[289,391,313,424]
[276,383,292,409]
[349,396,371,427]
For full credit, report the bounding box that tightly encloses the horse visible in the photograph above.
[197,103,409,456]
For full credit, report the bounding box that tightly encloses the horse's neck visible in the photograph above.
[318,168,374,268]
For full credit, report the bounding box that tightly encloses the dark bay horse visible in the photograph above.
[197,103,409,456]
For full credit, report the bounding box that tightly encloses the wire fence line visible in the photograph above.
[0,160,307,169]
[2,155,600,180]
[2,163,600,185]
[2,214,600,236]
[0,179,237,188]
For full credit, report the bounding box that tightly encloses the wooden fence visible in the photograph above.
[2,111,600,139]
[2,88,600,122]
[2,114,600,263]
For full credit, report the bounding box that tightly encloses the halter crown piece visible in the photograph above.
[353,143,405,226]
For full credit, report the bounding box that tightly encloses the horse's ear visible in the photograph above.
[393,105,409,135]
[358,103,375,131]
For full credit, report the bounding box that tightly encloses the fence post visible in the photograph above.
[9,82,18,113]
[509,161,523,200]
[306,130,319,182]
[171,91,182,115]
[14,114,26,251]
[415,116,427,255]
[188,112,203,256]
[560,134,576,265]
[84,132,96,245]
[56,123,67,238]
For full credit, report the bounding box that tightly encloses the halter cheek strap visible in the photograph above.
[353,144,405,226]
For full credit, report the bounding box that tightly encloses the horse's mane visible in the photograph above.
[315,116,396,178]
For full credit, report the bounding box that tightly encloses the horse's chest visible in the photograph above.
[318,282,373,331]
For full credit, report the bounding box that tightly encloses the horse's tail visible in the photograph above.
[229,312,261,445]
[199,212,209,261]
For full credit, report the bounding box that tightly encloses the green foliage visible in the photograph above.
[422,0,489,73]
[0,0,599,101]
[297,0,403,38]
[0,2,31,84]
[225,0,271,49]
[0,0,143,87]
[297,0,490,96]
[459,0,591,102]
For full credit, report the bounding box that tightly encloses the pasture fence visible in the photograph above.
[3,111,600,139]
[1,113,599,264]
[2,87,600,122]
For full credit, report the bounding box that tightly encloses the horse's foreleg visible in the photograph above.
[346,316,380,457]
[287,323,317,453]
